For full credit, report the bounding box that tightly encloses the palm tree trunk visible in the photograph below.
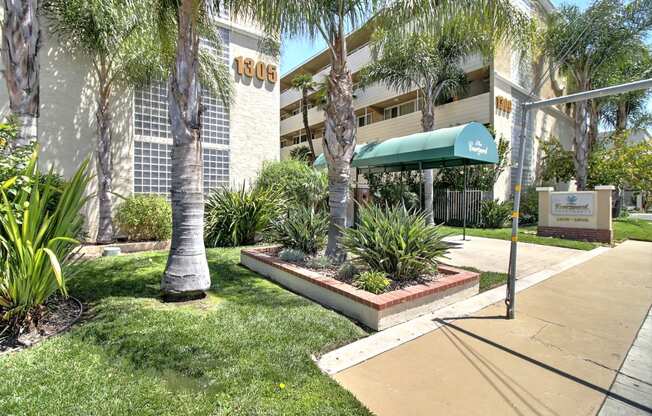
[421,100,435,225]
[573,99,590,190]
[161,0,210,298]
[1,0,40,147]
[301,89,316,162]
[616,102,628,131]
[323,36,356,263]
[95,65,114,243]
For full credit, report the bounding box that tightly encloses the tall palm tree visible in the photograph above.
[540,0,652,189]
[1,0,41,148]
[361,29,469,224]
[154,0,233,298]
[232,0,530,262]
[290,73,318,161]
[43,0,164,244]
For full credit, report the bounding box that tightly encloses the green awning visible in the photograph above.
[313,122,498,173]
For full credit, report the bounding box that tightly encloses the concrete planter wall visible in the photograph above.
[78,241,170,258]
[240,246,480,331]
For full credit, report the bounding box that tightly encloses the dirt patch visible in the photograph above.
[0,296,82,355]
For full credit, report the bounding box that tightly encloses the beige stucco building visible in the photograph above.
[1,12,280,242]
[279,0,576,201]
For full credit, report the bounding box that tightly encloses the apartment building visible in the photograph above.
[279,0,575,200]
[0,10,280,241]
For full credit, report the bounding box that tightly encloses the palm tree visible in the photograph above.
[290,73,318,162]
[1,0,41,148]
[43,0,164,244]
[540,0,652,189]
[232,0,530,262]
[361,29,469,224]
[154,0,233,298]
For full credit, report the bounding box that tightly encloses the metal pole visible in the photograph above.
[506,107,529,319]
[463,163,468,241]
[419,162,423,211]
[525,78,652,110]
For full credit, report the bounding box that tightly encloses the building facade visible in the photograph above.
[0,12,280,242]
[279,0,576,201]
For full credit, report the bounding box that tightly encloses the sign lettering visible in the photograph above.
[235,56,278,83]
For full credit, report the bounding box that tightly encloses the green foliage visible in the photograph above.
[270,207,328,255]
[341,205,448,281]
[480,199,512,229]
[0,152,90,330]
[278,248,306,262]
[434,129,509,191]
[289,146,313,163]
[256,160,328,210]
[338,262,360,280]
[204,186,281,247]
[364,171,422,211]
[305,255,333,270]
[540,137,575,184]
[354,271,391,294]
[588,132,652,192]
[0,122,37,208]
[519,185,539,225]
[115,195,172,242]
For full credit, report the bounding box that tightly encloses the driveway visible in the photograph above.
[443,235,584,277]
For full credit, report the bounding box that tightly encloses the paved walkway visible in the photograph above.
[334,241,652,415]
[443,235,583,277]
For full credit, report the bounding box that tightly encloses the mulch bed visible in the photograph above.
[271,252,443,293]
[0,296,82,355]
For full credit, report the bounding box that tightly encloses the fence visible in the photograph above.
[432,189,492,226]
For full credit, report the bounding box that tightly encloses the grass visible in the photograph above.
[455,266,508,292]
[614,218,652,242]
[0,248,371,416]
[439,225,599,250]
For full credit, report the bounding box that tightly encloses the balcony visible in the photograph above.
[280,48,485,110]
[280,92,491,159]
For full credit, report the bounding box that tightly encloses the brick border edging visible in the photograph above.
[240,246,479,311]
[537,226,612,244]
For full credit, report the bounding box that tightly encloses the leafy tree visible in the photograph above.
[540,0,652,190]
[43,0,164,244]
[153,0,234,298]
[539,137,575,184]
[434,133,510,191]
[289,146,313,162]
[291,74,319,161]
[1,0,41,148]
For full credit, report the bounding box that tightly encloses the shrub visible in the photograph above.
[256,160,327,210]
[204,185,282,247]
[0,153,90,331]
[338,262,360,280]
[279,248,306,262]
[270,207,328,254]
[519,186,539,225]
[354,271,391,294]
[365,171,421,211]
[341,204,448,281]
[115,195,172,242]
[289,146,313,163]
[305,255,332,269]
[480,199,512,229]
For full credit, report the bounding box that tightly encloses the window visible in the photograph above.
[384,100,417,120]
[357,113,372,127]
[133,28,231,195]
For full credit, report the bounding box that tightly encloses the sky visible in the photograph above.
[279,0,652,117]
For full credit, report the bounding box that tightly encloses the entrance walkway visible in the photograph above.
[334,241,652,415]
[443,235,583,277]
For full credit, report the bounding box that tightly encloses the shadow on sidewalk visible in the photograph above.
[434,318,652,414]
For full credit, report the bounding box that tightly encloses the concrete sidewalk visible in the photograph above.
[334,241,652,416]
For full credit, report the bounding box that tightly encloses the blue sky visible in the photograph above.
[279,0,651,117]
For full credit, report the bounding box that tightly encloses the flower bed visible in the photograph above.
[241,246,479,331]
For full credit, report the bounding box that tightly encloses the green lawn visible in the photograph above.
[439,225,599,250]
[614,218,652,242]
[0,248,371,416]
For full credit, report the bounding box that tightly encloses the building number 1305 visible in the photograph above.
[234,56,278,83]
